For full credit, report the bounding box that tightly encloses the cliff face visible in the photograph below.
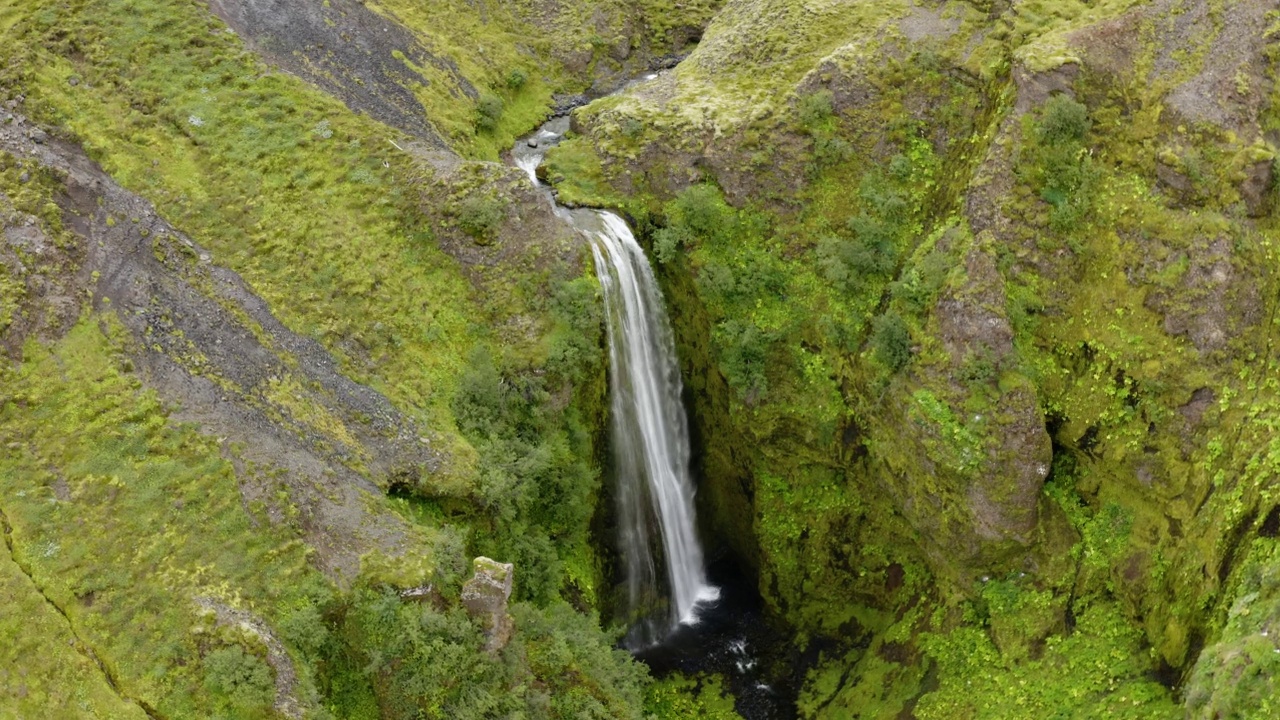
[2,0,1278,717]
[553,0,1280,715]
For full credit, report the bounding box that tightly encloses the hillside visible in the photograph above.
[2,0,1278,718]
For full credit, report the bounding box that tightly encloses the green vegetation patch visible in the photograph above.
[644,674,741,719]
[2,0,485,475]
[916,600,1180,720]
[0,531,148,719]
[0,315,328,716]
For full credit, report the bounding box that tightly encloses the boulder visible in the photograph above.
[461,557,514,653]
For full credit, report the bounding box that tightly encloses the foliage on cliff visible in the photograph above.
[557,0,1280,716]
[5,0,1279,716]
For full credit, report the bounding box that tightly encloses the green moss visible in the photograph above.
[0,315,334,716]
[916,601,1180,719]
[798,645,924,719]
[1186,537,1280,719]
[0,1,492,473]
[0,529,148,719]
[543,135,626,208]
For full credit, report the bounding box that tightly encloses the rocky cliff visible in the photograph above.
[1,0,1277,718]
[552,0,1280,716]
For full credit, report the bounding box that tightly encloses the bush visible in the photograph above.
[475,94,504,133]
[278,602,330,658]
[452,345,504,435]
[505,69,527,90]
[670,184,728,239]
[694,261,736,303]
[889,249,950,314]
[715,319,770,402]
[619,116,645,139]
[203,644,275,713]
[871,311,912,371]
[816,228,897,293]
[653,224,691,264]
[546,276,603,380]
[798,90,835,129]
[1037,95,1090,146]
[811,134,853,171]
[456,195,505,241]
[1028,96,1097,233]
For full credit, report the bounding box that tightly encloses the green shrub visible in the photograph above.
[670,184,729,239]
[644,675,738,719]
[203,644,275,714]
[546,276,604,380]
[505,69,528,90]
[694,261,736,302]
[456,195,505,241]
[810,134,853,173]
[452,345,504,436]
[798,89,836,129]
[1037,94,1090,146]
[449,340,599,605]
[475,94,505,132]
[620,116,645,139]
[715,319,770,402]
[1026,95,1098,233]
[958,351,997,385]
[871,311,912,371]
[653,224,691,264]
[278,602,331,659]
[889,249,950,314]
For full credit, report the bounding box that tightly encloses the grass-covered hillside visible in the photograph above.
[0,0,725,717]
[3,0,1278,718]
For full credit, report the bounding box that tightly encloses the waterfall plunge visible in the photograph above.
[585,211,718,646]
[510,112,717,646]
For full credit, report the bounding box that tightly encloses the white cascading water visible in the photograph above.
[511,116,717,645]
[586,212,719,645]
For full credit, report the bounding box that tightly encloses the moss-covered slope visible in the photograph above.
[553,0,1280,716]
[0,0,727,716]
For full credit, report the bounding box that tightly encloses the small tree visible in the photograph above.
[871,311,912,371]
[457,196,504,242]
[1037,95,1090,146]
[475,94,504,133]
[203,644,275,713]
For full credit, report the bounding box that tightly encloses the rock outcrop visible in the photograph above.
[461,557,515,653]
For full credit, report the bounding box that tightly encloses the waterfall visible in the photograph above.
[509,112,717,646]
[584,211,719,646]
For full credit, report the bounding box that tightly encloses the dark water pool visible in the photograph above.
[633,558,799,719]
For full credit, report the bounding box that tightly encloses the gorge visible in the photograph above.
[2,0,1279,719]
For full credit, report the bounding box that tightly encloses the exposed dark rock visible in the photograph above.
[1239,158,1274,217]
[551,93,589,116]
[1179,388,1217,427]
[205,0,463,147]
